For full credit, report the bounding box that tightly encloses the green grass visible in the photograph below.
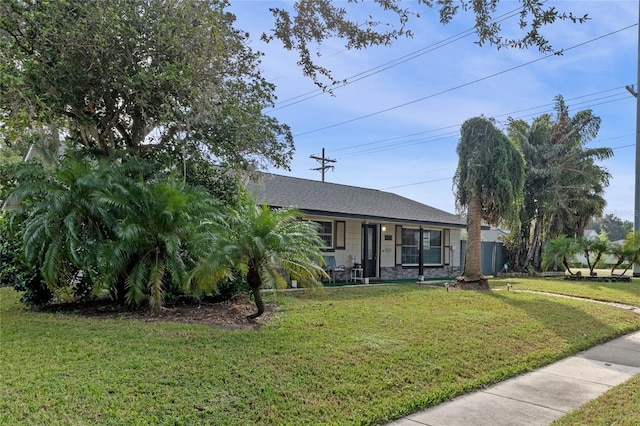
[490,276,640,307]
[488,276,640,425]
[2,283,640,425]
[552,373,640,426]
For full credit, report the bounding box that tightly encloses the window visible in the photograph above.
[401,228,420,265]
[400,228,442,266]
[314,220,333,249]
[423,230,442,265]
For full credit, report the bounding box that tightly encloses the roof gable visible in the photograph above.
[246,173,466,228]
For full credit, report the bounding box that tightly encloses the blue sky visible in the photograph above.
[229,1,638,223]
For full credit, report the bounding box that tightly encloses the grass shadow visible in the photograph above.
[486,289,638,355]
[492,276,640,307]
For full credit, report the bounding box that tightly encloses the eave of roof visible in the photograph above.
[246,173,466,228]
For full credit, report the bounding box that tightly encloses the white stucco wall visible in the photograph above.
[306,215,463,276]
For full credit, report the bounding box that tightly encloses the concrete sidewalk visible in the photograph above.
[388,330,640,426]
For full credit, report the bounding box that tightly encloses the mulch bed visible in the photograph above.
[564,275,632,283]
[32,293,274,330]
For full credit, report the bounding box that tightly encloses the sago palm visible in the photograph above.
[10,156,108,298]
[580,233,610,276]
[192,190,327,319]
[94,170,216,310]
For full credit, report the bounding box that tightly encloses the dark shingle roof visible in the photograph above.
[246,173,466,228]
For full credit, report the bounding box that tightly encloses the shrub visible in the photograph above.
[9,155,220,310]
[0,211,51,306]
[214,271,250,301]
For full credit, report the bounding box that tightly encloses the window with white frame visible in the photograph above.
[314,220,333,249]
[399,228,443,265]
[422,230,442,264]
[401,228,420,264]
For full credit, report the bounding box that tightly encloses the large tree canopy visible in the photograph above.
[264,0,588,88]
[0,0,293,169]
[505,96,612,270]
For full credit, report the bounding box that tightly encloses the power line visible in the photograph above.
[336,89,632,158]
[268,7,525,111]
[292,86,635,196]
[293,24,638,138]
[378,142,636,192]
[611,144,636,150]
[331,86,628,154]
[382,176,452,190]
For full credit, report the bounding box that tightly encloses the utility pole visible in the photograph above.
[634,1,640,277]
[310,148,336,182]
[629,82,640,277]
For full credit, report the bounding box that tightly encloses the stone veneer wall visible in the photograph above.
[379,266,460,280]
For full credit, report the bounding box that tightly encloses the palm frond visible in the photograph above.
[125,258,150,307]
[148,262,166,311]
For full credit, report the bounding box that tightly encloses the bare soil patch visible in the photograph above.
[34,293,274,330]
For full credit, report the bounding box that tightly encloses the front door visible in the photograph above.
[362,224,377,278]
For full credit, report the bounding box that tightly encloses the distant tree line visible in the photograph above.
[588,214,633,242]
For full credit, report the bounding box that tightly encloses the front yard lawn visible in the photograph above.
[490,277,640,426]
[491,276,640,307]
[2,282,640,425]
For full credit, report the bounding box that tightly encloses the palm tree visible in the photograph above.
[610,231,640,276]
[0,209,50,306]
[453,117,525,289]
[609,241,627,276]
[506,96,611,270]
[11,155,108,299]
[541,235,579,275]
[94,165,217,310]
[192,190,327,319]
[11,155,216,309]
[579,232,610,276]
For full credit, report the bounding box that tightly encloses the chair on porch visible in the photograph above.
[323,255,345,283]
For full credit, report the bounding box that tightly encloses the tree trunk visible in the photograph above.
[610,257,625,275]
[590,253,603,276]
[620,251,639,276]
[246,267,264,320]
[112,279,127,305]
[527,218,541,268]
[457,196,489,290]
[247,285,265,320]
[517,217,531,270]
[562,256,573,275]
[584,250,594,275]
